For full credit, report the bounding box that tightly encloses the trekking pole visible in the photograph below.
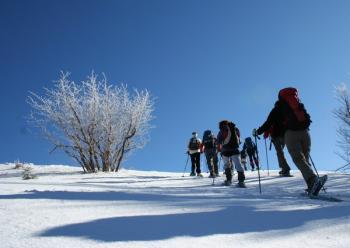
[264,138,270,176]
[212,160,215,186]
[200,153,203,175]
[182,154,190,177]
[253,132,262,194]
[309,155,326,193]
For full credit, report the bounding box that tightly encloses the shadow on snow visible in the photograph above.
[37,204,350,242]
[0,190,229,202]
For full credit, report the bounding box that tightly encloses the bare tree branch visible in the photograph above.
[27,72,154,173]
[334,83,350,171]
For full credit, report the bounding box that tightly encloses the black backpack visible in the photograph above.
[244,137,255,152]
[203,130,214,149]
[189,137,200,150]
[228,122,240,147]
[203,130,212,141]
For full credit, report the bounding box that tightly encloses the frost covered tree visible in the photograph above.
[28,72,154,173]
[334,83,350,171]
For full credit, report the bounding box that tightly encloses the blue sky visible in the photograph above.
[1,0,350,172]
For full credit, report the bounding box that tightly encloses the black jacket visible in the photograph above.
[257,100,311,137]
[257,101,286,138]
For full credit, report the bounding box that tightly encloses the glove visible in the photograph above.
[263,131,269,139]
[252,128,258,137]
[217,144,222,152]
[187,151,190,155]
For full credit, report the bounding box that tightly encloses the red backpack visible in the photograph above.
[278,87,311,130]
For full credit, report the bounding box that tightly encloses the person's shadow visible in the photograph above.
[38,204,350,242]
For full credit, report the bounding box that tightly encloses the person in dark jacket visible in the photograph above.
[257,101,291,177]
[217,120,246,187]
[242,137,259,171]
[202,130,219,177]
[254,88,327,196]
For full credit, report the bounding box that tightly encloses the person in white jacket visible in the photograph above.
[187,132,203,177]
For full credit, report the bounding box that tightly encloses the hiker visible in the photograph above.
[260,109,292,177]
[202,130,219,177]
[253,87,327,196]
[187,131,203,177]
[242,137,259,171]
[240,149,248,171]
[217,120,246,187]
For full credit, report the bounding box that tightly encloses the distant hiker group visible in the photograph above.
[186,87,327,197]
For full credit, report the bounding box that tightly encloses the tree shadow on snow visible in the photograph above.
[38,204,350,242]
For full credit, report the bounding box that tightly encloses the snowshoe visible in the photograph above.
[300,191,342,202]
[279,172,293,177]
[222,180,232,186]
[310,175,328,197]
[237,182,246,188]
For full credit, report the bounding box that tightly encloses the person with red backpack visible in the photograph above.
[257,101,292,177]
[217,120,246,187]
[253,87,327,196]
[187,131,203,177]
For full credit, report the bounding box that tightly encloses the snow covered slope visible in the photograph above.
[0,164,349,248]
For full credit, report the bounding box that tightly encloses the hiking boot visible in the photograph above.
[190,172,196,176]
[310,175,328,196]
[280,171,292,177]
[208,174,215,178]
[237,181,246,188]
[306,175,316,190]
[223,180,232,186]
[238,171,245,182]
[224,168,232,182]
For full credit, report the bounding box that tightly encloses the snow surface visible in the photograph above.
[0,163,349,248]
